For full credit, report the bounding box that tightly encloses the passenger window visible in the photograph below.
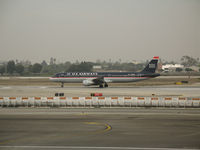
[60,74,64,77]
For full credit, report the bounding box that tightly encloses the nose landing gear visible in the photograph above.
[61,82,64,88]
[104,83,108,87]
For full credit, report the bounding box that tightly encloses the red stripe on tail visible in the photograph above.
[153,56,159,59]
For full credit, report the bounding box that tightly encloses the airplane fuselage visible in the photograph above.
[50,72,160,83]
[49,56,160,87]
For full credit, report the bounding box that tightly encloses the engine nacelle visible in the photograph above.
[82,79,95,86]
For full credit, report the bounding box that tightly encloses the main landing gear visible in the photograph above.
[99,83,108,88]
[105,83,108,87]
[61,82,64,88]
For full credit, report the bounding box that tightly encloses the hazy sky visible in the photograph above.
[0,0,199,63]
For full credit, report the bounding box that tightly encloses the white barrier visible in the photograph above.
[0,97,200,108]
[150,97,157,106]
[192,98,200,107]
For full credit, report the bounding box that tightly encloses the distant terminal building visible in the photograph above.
[93,65,102,71]
[189,66,199,72]
[132,60,139,64]
[162,64,184,72]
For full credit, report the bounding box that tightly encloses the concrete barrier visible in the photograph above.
[137,97,145,107]
[124,97,134,107]
[164,97,172,107]
[159,97,165,107]
[171,97,179,107]
[92,97,98,106]
[151,97,159,107]
[0,96,200,108]
[192,98,200,107]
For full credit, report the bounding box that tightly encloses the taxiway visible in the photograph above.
[0,85,200,97]
[0,108,200,150]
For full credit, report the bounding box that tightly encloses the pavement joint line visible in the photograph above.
[74,112,88,116]
[1,112,200,116]
[0,146,198,150]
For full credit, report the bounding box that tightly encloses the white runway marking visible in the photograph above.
[39,86,47,89]
[0,146,198,150]
[0,86,11,89]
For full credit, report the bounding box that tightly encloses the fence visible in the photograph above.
[0,97,200,108]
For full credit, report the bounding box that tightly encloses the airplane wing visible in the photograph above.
[92,76,105,84]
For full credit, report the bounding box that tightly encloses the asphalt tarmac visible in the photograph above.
[0,108,200,150]
[0,85,200,97]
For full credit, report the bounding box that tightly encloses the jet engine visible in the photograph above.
[82,79,95,86]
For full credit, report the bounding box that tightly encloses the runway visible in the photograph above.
[0,108,200,150]
[0,85,200,97]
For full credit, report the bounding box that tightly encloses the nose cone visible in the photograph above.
[49,77,55,81]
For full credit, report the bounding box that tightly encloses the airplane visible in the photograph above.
[49,56,160,88]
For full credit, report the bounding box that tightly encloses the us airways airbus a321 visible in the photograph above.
[49,56,160,88]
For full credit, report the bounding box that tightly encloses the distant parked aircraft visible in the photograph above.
[49,56,160,88]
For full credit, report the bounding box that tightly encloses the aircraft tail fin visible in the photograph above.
[141,56,159,73]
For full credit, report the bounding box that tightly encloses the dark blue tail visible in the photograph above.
[141,56,159,73]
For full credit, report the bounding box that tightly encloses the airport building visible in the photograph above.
[162,64,184,72]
